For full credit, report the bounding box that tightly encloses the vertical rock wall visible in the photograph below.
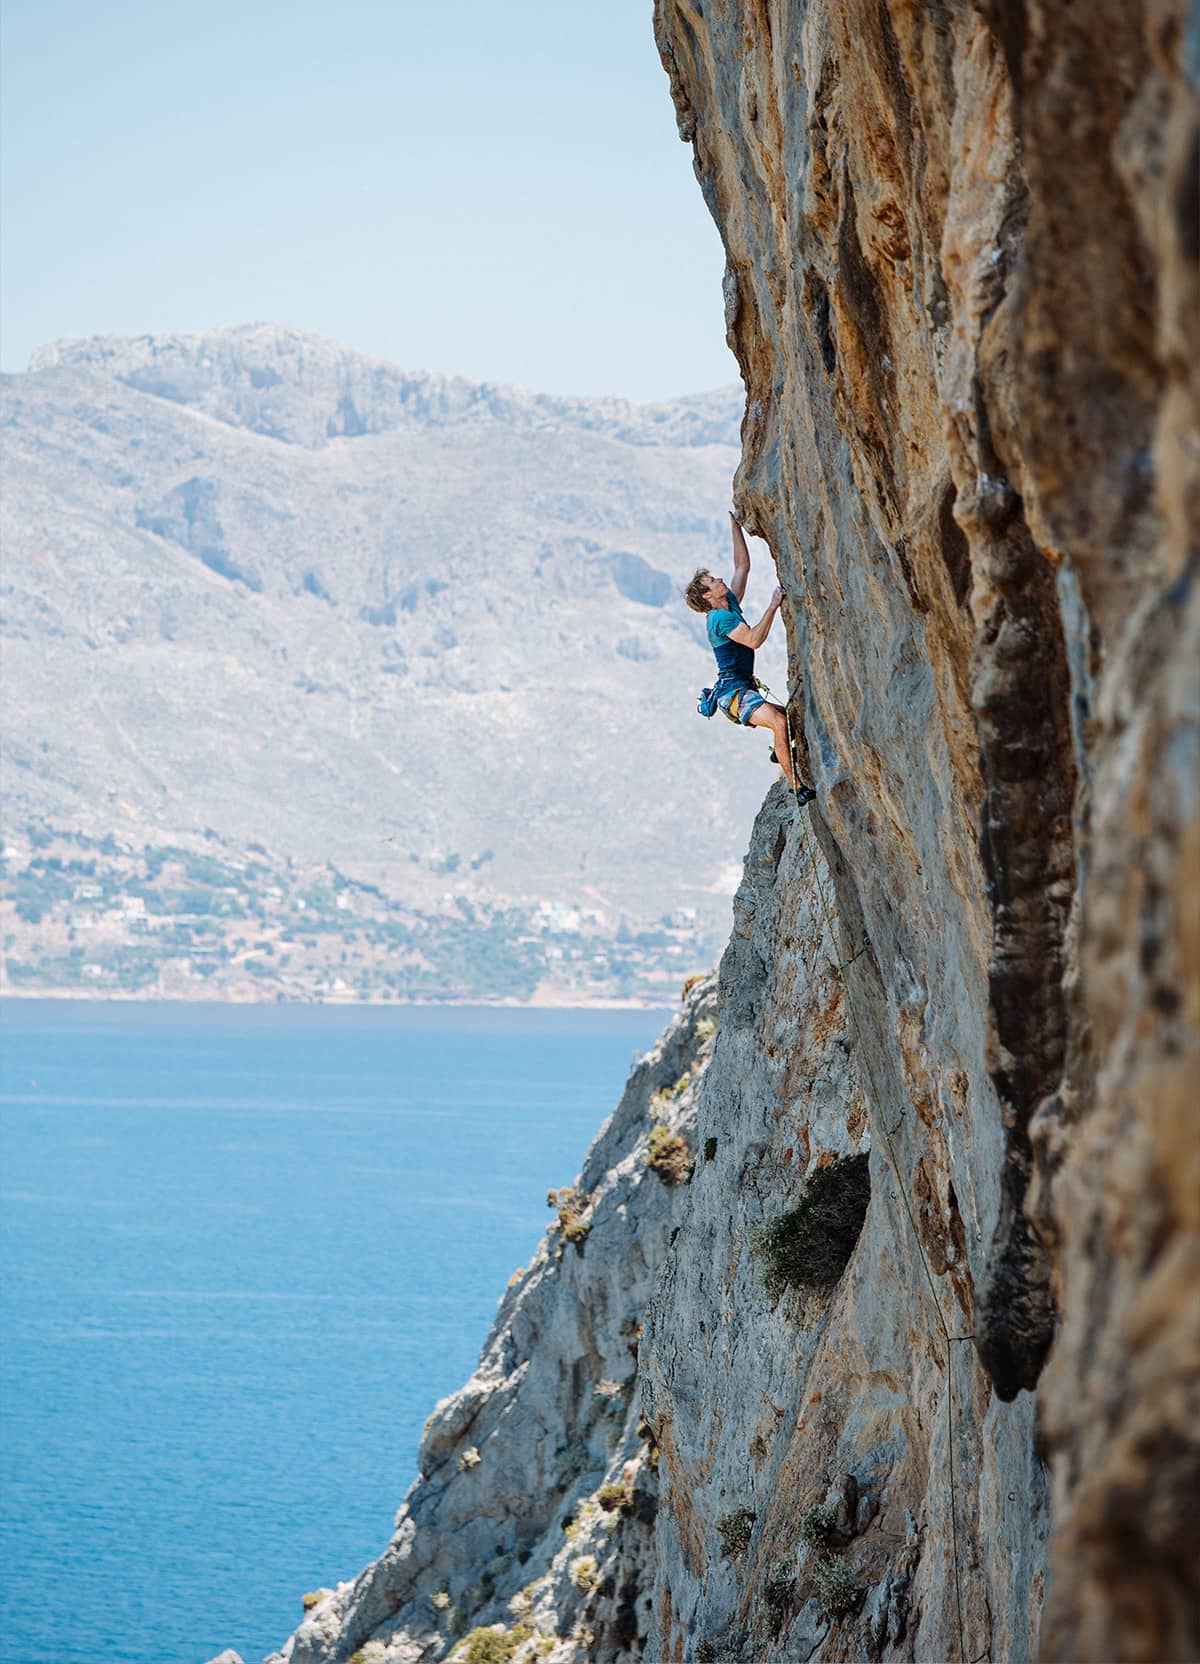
[642,786,1048,1663]
[648,2,1198,1660]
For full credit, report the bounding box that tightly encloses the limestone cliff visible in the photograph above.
[217,5,1196,1663]
[646,3,1197,1659]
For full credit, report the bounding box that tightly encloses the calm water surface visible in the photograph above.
[0,999,669,1664]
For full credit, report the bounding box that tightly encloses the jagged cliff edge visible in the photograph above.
[214,4,1196,1663]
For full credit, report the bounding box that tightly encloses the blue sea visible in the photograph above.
[0,999,669,1664]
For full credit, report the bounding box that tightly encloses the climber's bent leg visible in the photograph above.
[748,701,798,789]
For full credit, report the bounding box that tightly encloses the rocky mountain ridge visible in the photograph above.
[29,325,744,451]
[2,326,782,999]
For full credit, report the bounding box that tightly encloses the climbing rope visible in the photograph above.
[782,699,972,1664]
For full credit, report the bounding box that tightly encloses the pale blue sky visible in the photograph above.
[1,0,735,398]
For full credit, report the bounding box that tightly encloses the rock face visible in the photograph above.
[648,2,1198,1660]
[220,5,1196,1663]
[641,787,1048,1664]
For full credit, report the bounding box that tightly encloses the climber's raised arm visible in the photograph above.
[727,586,783,650]
[729,512,751,602]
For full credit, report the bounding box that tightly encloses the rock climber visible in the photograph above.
[685,513,816,803]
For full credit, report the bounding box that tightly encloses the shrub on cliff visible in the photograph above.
[717,1506,756,1559]
[547,1185,590,1249]
[763,1561,796,1637]
[597,1479,633,1514]
[812,1555,860,1618]
[649,1072,692,1118]
[636,1414,660,1472]
[798,1503,837,1547]
[450,1625,533,1664]
[569,1555,598,1590]
[647,1124,694,1186]
[750,1154,871,1297]
[346,1645,388,1664]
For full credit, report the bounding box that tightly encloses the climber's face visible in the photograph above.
[702,573,730,609]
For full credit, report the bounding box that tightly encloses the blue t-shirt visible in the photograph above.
[706,593,755,686]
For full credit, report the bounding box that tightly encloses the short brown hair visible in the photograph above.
[684,569,713,613]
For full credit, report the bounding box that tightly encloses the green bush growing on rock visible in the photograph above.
[346,1646,388,1664]
[696,1628,748,1662]
[569,1555,598,1591]
[813,1555,861,1618]
[450,1625,534,1664]
[763,1561,796,1638]
[547,1186,591,1250]
[636,1415,660,1472]
[647,1124,694,1187]
[717,1506,756,1560]
[597,1481,633,1514]
[750,1154,871,1297]
[798,1503,837,1548]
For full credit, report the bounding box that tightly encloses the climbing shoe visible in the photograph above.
[794,785,817,805]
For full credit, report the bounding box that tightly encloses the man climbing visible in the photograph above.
[685,513,816,804]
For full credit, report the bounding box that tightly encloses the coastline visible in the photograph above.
[0,986,680,1012]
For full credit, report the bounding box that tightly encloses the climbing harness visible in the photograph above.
[696,676,770,726]
[782,697,972,1664]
